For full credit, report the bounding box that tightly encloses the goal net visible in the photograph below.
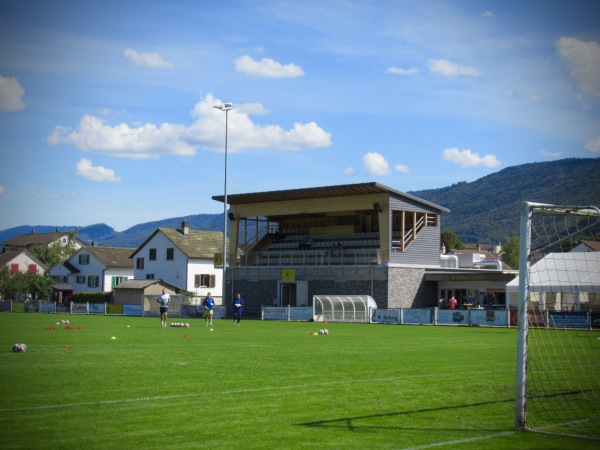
[515,202,600,440]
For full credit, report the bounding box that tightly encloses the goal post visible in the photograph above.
[515,202,600,440]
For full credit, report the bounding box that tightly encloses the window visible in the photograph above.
[166,248,174,260]
[54,275,67,284]
[146,274,155,280]
[136,258,144,269]
[111,276,128,287]
[79,254,90,265]
[87,276,99,288]
[10,264,19,274]
[149,248,157,260]
[195,274,216,288]
[76,276,85,284]
[28,264,37,274]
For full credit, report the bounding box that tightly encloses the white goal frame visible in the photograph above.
[515,201,600,440]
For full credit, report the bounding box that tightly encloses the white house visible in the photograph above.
[0,249,47,275]
[130,221,225,299]
[49,245,135,293]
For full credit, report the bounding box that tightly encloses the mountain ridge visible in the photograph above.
[1,157,598,248]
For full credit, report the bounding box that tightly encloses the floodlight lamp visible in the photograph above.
[214,103,234,111]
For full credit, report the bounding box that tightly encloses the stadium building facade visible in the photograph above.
[213,182,515,316]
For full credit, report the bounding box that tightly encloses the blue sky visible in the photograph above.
[1,0,599,232]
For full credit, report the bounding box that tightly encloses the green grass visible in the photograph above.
[0,313,597,449]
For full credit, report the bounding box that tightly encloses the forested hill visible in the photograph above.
[408,157,600,244]
[1,157,598,248]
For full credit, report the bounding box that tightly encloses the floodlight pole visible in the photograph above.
[214,103,233,305]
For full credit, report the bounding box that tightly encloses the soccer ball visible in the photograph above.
[185,323,190,328]
[12,343,27,352]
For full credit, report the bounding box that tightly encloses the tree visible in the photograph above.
[441,230,465,252]
[0,266,10,300]
[30,230,79,268]
[0,271,54,300]
[503,236,520,269]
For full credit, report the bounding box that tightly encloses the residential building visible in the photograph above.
[0,249,46,275]
[130,221,224,298]
[2,228,87,252]
[48,245,135,293]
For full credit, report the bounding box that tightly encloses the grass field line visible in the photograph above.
[402,431,516,449]
[0,370,515,414]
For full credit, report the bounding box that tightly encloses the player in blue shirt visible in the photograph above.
[203,292,215,327]
[233,293,244,326]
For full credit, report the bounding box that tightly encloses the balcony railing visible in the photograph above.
[235,248,380,268]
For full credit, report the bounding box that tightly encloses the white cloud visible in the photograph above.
[234,55,304,78]
[556,37,600,97]
[386,67,419,76]
[540,149,562,158]
[75,158,122,182]
[123,48,174,69]
[48,116,194,159]
[482,11,494,17]
[0,184,5,195]
[363,152,391,176]
[442,148,500,168]
[48,93,331,157]
[585,137,600,152]
[428,59,480,77]
[0,75,26,111]
[344,166,357,175]
[394,164,410,173]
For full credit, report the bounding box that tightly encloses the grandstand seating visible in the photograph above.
[251,230,380,267]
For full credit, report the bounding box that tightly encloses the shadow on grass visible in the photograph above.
[298,398,515,432]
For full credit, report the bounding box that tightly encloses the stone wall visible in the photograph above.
[387,267,438,309]
[229,266,438,315]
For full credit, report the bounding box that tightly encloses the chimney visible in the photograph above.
[31,229,35,234]
[182,220,189,235]
[477,243,481,251]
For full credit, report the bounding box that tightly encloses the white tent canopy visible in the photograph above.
[506,252,600,294]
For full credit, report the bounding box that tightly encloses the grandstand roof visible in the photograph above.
[212,182,449,213]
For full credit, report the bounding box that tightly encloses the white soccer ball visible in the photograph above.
[185,323,190,328]
[12,343,26,352]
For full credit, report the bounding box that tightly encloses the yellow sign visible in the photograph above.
[282,269,295,281]
[214,253,223,268]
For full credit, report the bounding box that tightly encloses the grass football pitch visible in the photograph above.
[0,313,597,449]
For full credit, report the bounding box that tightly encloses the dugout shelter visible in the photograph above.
[313,294,376,323]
